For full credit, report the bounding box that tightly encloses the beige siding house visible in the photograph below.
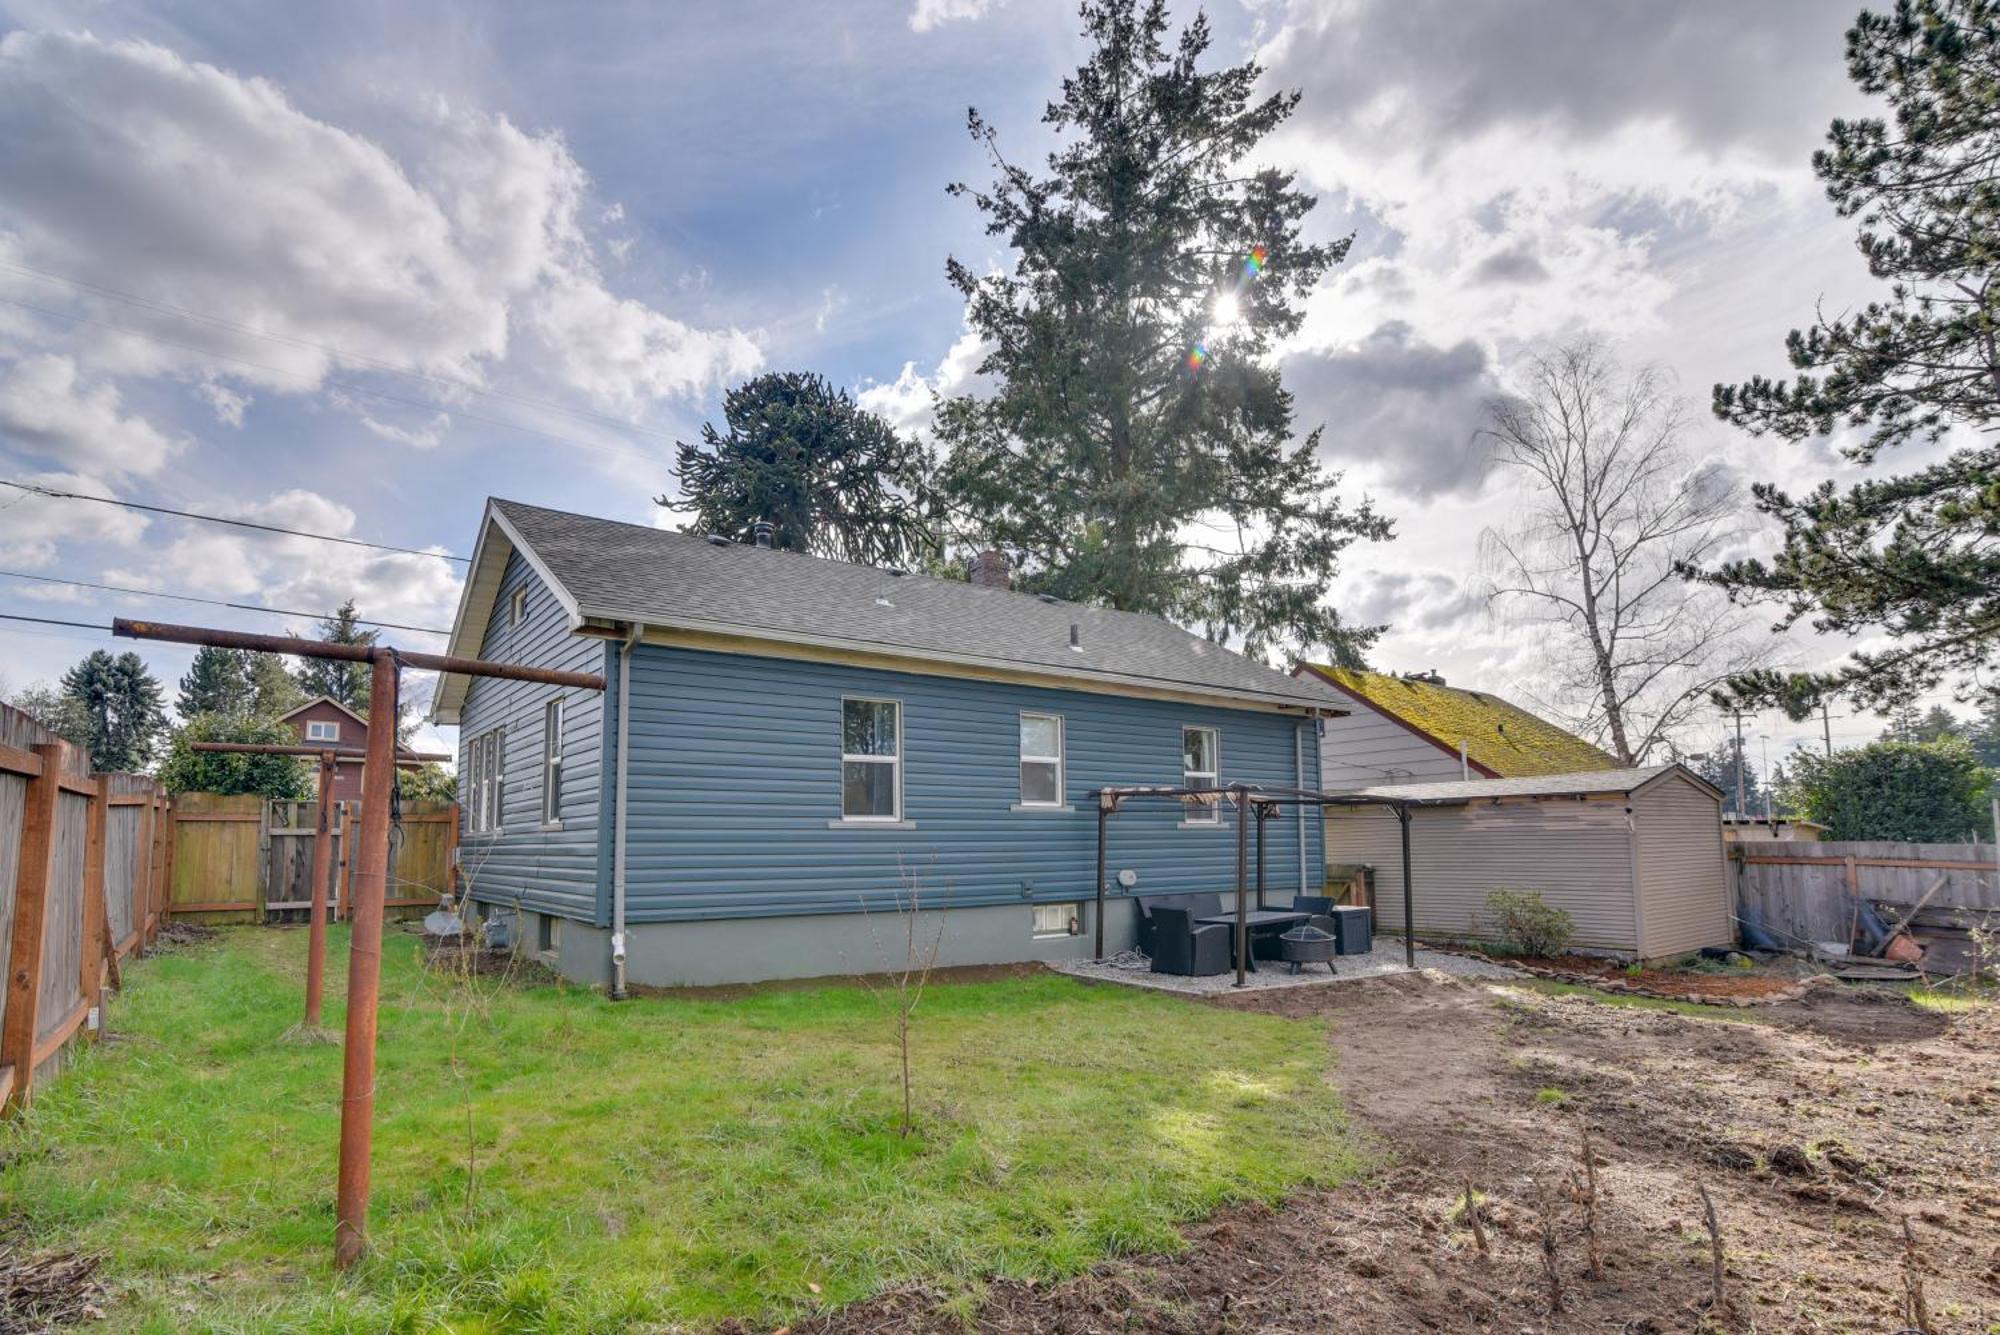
[1324,764,1731,960]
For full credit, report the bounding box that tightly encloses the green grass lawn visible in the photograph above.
[1,927,1361,1332]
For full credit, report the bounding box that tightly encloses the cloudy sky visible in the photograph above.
[0,0,1922,767]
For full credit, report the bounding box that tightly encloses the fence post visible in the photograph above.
[78,775,108,1039]
[3,742,68,1113]
[130,795,153,959]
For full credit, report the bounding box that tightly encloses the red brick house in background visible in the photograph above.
[278,697,421,802]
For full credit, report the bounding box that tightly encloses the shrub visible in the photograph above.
[1484,887,1575,958]
[1781,736,1992,841]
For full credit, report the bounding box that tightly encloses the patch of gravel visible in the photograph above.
[1048,938,1521,995]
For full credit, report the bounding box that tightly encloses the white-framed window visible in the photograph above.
[509,588,527,627]
[1032,902,1081,938]
[840,697,901,821]
[465,726,506,833]
[541,697,563,824]
[305,720,340,742]
[1018,711,1064,806]
[1182,725,1220,824]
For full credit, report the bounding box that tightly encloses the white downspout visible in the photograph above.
[611,621,639,1000]
[1459,739,1469,781]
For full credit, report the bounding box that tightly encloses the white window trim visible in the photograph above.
[1017,711,1065,808]
[1182,724,1221,826]
[839,695,903,823]
[305,720,340,742]
[541,697,564,827]
[1031,902,1083,938]
[465,726,506,835]
[509,587,527,627]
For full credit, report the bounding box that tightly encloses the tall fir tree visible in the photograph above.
[247,651,304,719]
[60,649,166,770]
[1973,691,2000,766]
[1708,0,2000,710]
[933,0,1389,664]
[176,646,254,719]
[291,600,377,712]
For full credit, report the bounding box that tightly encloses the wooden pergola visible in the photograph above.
[1090,783,1430,985]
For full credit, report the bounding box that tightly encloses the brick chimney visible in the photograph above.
[970,550,1011,590]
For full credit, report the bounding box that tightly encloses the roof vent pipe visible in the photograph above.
[751,520,774,549]
[1069,621,1082,651]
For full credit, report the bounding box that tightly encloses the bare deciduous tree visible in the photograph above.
[1479,342,1770,764]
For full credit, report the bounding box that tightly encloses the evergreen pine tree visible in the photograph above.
[1709,0,2000,709]
[933,0,1390,664]
[176,646,254,719]
[291,600,377,712]
[60,650,166,770]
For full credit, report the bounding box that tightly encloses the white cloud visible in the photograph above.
[909,0,996,34]
[857,324,989,439]
[0,469,149,568]
[0,31,760,441]
[0,354,183,476]
[197,380,250,427]
[103,487,461,634]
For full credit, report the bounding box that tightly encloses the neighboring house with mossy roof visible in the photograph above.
[1292,665,1618,792]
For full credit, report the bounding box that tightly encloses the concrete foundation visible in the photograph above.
[477,897,1145,989]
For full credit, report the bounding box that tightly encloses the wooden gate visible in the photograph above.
[167,794,456,923]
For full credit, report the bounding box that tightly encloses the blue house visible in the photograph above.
[432,499,1336,988]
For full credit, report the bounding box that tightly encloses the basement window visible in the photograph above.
[1032,902,1081,938]
[538,914,559,957]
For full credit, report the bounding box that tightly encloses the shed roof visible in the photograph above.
[1342,763,1721,806]
[434,499,1339,721]
[1295,665,1619,777]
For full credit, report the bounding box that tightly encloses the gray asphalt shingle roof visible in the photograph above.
[492,499,1334,710]
[1344,764,1719,804]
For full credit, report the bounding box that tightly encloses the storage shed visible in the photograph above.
[1323,764,1732,960]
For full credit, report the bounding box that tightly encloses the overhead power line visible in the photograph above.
[0,479,470,564]
[0,568,449,635]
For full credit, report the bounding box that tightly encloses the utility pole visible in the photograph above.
[1758,734,1773,821]
[1733,709,1746,818]
[1821,700,1833,757]
[190,740,446,1027]
[116,618,603,1270]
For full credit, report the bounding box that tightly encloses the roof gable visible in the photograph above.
[437,498,1340,719]
[1297,665,1619,777]
[280,696,369,730]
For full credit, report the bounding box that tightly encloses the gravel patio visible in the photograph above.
[1048,937,1523,996]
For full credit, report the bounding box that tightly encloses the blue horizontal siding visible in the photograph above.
[456,552,610,924]
[621,645,1321,922]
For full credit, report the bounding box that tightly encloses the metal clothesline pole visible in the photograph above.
[117,617,604,1271]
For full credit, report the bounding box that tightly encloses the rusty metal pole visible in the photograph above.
[1094,796,1108,961]
[303,751,336,1028]
[1234,786,1249,988]
[334,651,399,1269]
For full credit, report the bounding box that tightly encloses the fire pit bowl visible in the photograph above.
[1278,925,1337,976]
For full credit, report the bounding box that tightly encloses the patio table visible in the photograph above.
[1194,909,1311,973]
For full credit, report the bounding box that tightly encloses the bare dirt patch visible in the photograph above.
[793,973,1999,1333]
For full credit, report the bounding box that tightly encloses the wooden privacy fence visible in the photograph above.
[1735,840,1999,961]
[167,795,457,924]
[1,702,169,1112]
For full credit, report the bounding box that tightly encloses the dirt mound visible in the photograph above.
[153,921,217,946]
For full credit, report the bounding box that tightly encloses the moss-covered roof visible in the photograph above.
[1297,665,1620,778]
